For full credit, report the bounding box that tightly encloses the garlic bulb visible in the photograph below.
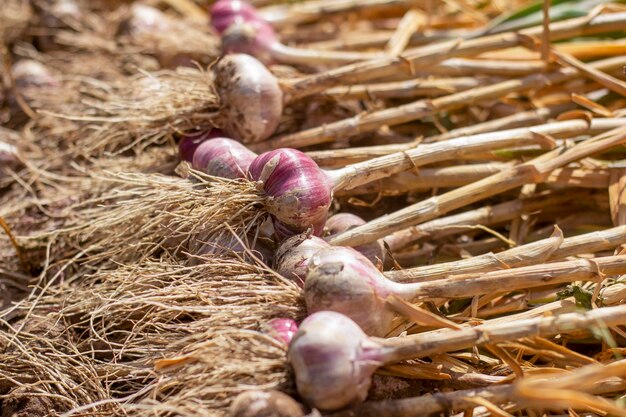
[248,149,333,237]
[288,311,388,411]
[261,318,299,346]
[273,235,330,286]
[229,390,305,417]
[304,246,402,337]
[192,137,257,179]
[178,129,225,162]
[213,54,283,143]
[210,0,262,34]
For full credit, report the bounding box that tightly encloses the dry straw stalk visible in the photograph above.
[267,56,626,149]
[386,224,626,282]
[284,12,626,101]
[328,359,626,417]
[330,126,626,246]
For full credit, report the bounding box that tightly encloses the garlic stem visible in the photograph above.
[268,41,382,65]
[266,55,626,149]
[326,117,623,192]
[306,102,579,167]
[284,13,626,102]
[383,191,576,250]
[405,255,626,300]
[341,166,611,196]
[324,76,501,100]
[329,126,626,247]
[388,223,626,283]
[259,0,416,27]
[380,303,626,362]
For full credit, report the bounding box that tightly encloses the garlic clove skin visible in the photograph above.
[178,129,225,162]
[288,311,388,411]
[229,390,305,417]
[304,246,400,337]
[325,213,385,265]
[210,0,262,34]
[191,137,257,179]
[221,20,278,65]
[213,54,283,143]
[261,318,299,346]
[248,149,333,237]
[274,235,330,286]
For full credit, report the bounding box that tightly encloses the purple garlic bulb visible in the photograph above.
[288,311,389,411]
[229,390,305,417]
[191,137,257,179]
[274,235,330,286]
[326,213,385,265]
[213,54,283,143]
[210,0,263,34]
[304,246,408,337]
[221,20,278,65]
[261,318,299,346]
[178,129,225,162]
[249,149,333,237]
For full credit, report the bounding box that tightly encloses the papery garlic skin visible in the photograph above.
[325,213,385,265]
[288,311,388,411]
[192,137,256,179]
[213,54,283,143]
[273,235,329,286]
[262,318,299,346]
[229,390,305,417]
[304,246,403,337]
[248,149,333,237]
